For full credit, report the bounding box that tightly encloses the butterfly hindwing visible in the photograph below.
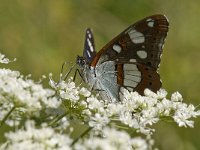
[117,63,161,95]
[83,28,96,64]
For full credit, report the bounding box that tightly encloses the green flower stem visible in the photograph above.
[114,125,130,130]
[48,113,67,127]
[0,106,15,128]
[71,127,93,146]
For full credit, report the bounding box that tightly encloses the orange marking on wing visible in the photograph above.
[117,64,123,85]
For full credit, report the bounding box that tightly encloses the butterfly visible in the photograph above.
[76,14,169,102]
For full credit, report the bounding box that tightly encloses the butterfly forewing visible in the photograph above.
[91,15,168,68]
[90,14,169,95]
[127,15,169,69]
[83,28,96,63]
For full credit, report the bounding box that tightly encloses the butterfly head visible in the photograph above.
[76,55,86,68]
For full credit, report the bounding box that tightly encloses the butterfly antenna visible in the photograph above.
[57,61,76,85]
[57,61,67,84]
[62,62,76,81]
[61,61,67,75]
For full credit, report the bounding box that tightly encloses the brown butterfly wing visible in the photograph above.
[91,14,169,95]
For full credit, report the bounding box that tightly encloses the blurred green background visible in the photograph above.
[0,0,200,149]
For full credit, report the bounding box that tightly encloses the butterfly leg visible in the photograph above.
[94,89,105,92]
[73,68,84,85]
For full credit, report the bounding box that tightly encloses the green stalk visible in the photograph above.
[0,106,15,128]
[71,127,93,146]
[48,113,67,127]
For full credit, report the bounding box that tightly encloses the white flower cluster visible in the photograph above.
[51,78,200,135]
[49,77,91,103]
[75,127,150,150]
[0,68,61,110]
[0,120,72,150]
[118,89,200,134]
[0,120,150,150]
[0,57,61,127]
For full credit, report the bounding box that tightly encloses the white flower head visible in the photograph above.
[49,73,57,89]
[58,80,80,102]
[86,96,104,111]
[0,53,16,64]
[106,103,123,116]
[156,88,168,99]
[119,111,140,129]
[144,88,157,98]
[157,98,173,115]
[131,137,148,150]
[89,113,110,130]
[1,120,72,150]
[75,127,151,150]
[173,103,200,128]
[122,90,146,110]
[79,87,91,97]
[0,68,62,127]
[171,91,183,102]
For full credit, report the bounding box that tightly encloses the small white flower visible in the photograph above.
[119,111,140,129]
[157,98,173,115]
[141,108,159,126]
[138,126,155,135]
[49,74,57,89]
[0,53,14,64]
[89,113,110,130]
[171,91,183,102]
[58,80,80,102]
[82,109,92,116]
[173,103,200,128]
[86,96,104,111]
[131,137,148,150]
[103,127,136,149]
[80,101,87,107]
[55,116,70,130]
[79,87,91,97]
[144,89,157,98]
[106,103,122,116]
[156,88,168,99]
[75,137,112,150]
[122,91,145,110]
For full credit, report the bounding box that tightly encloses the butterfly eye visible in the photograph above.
[76,56,86,68]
